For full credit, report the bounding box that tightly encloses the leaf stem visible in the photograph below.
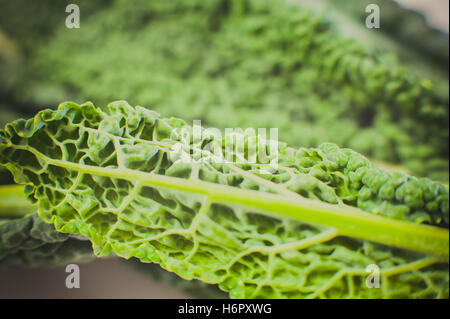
[0,184,36,219]
[2,142,449,258]
[26,155,449,258]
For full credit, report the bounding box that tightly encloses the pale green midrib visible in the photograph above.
[0,184,36,218]
[12,150,448,258]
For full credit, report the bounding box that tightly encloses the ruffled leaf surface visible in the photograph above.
[0,101,448,298]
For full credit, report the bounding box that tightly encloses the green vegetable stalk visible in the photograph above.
[0,101,448,298]
[0,184,36,219]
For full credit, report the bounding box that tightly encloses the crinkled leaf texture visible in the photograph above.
[0,101,448,298]
[28,0,449,181]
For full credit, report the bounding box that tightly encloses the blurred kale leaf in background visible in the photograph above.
[316,0,449,81]
[0,213,96,268]
[0,0,448,182]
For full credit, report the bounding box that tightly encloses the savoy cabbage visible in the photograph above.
[0,101,448,298]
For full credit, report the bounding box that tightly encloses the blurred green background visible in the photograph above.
[0,0,449,182]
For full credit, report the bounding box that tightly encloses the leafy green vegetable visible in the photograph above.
[0,186,224,298]
[0,0,111,115]
[0,213,95,268]
[0,184,36,218]
[0,101,448,298]
[311,0,449,79]
[23,0,448,181]
[0,185,95,268]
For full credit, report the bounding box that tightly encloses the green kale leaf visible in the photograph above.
[0,101,448,298]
